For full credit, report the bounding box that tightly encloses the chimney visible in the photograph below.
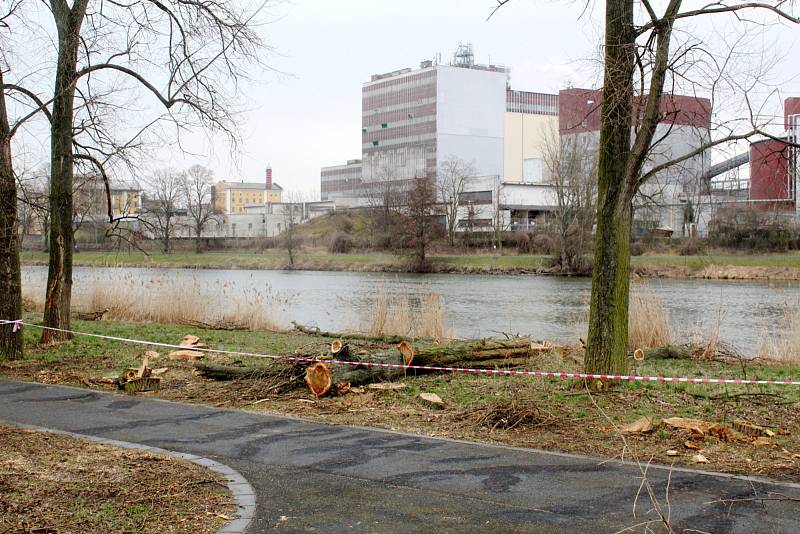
[265,165,273,189]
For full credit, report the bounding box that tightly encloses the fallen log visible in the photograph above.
[291,321,410,344]
[193,361,303,381]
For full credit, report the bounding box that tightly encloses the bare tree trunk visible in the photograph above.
[0,68,23,359]
[195,227,202,253]
[584,0,635,377]
[42,2,88,343]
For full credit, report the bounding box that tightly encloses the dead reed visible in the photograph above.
[758,303,800,363]
[628,284,672,350]
[23,272,283,331]
[367,286,449,339]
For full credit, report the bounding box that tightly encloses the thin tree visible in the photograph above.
[405,174,437,272]
[0,46,22,359]
[142,169,184,254]
[281,192,304,267]
[540,126,597,274]
[438,156,476,247]
[4,1,268,343]
[181,165,216,254]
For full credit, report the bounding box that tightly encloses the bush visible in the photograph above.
[708,206,799,252]
[630,241,647,256]
[678,238,706,256]
[517,231,556,255]
[328,232,354,254]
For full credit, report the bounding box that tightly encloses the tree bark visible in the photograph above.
[584,0,635,376]
[0,68,23,359]
[42,1,89,344]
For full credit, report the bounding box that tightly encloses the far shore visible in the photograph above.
[20,250,800,281]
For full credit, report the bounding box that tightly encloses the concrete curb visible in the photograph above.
[0,420,256,534]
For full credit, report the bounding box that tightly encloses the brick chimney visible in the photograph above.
[265,165,273,189]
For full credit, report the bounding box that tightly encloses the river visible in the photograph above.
[21,266,800,354]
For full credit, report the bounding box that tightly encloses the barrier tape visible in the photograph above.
[3,319,799,386]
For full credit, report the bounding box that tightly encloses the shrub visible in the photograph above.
[517,231,556,255]
[328,232,354,254]
[630,241,647,256]
[678,238,706,256]
[708,206,799,252]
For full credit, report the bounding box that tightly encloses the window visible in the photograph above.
[458,191,492,205]
[372,140,379,146]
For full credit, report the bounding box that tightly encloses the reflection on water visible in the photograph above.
[21,266,800,354]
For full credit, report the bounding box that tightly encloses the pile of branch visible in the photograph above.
[116,354,168,394]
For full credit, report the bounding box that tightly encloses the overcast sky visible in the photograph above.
[168,0,608,195]
[13,1,798,195]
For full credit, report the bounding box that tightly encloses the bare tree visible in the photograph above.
[404,174,438,272]
[438,156,476,247]
[493,0,800,377]
[181,165,216,253]
[366,164,405,249]
[281,192,304,267]
[141,169,184,254]
[0,28,22,358]
[541,127,598,273]
[1,1,268,342]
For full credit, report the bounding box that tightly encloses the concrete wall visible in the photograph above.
[436,66,506,178]
[503,113,559,183]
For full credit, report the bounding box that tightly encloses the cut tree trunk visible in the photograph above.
[0,68,23,360]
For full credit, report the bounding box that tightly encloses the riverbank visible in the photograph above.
[0,424,232,533]
[20,250,800,279]
[2,317,798,482]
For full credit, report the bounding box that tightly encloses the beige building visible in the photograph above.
[212,167,283,214]
[503,90,559,184]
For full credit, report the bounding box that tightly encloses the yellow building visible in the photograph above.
[503,90,560,184]
[212,167,283,214]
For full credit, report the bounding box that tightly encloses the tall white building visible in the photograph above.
[361,49,508,191]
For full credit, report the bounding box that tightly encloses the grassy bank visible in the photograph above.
[20,249,800,279]
[0,425,232,533]
[2,316,799,482]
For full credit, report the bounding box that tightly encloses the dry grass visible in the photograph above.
[367,286,450,339]
[0,426,231,533]
[628,284,672,350]
[758,303,800,363]
[23,272,284,331]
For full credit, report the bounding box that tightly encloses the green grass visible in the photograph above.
[21,248,799,276]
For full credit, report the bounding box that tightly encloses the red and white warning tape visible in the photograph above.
[3,319,799,386]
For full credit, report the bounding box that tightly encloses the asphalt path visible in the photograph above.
[1,379,798,533]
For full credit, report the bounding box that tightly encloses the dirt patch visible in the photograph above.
[0,426,233,533]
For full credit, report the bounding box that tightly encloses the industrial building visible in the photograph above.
[320,46,798,237]
[212,166,283,215]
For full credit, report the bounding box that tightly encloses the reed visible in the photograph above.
[23,272,283,331]
[367,287,449,339]
[628,284,672,350]
[758,303,800,363]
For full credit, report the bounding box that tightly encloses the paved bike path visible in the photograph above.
[1,379,798,533]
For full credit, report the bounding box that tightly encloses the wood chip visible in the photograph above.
[692,454,709,464]
[684,440,701,450]
[419,392,445,409]
[752,437,772,447]
[621,416,655,433]
[367,382,407,391]
[666,450,679,456]
[167,349,204,362]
